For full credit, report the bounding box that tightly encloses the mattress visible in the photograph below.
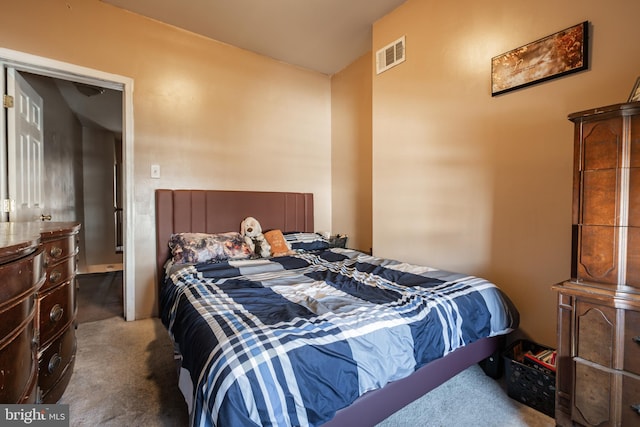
[160,247,519,427]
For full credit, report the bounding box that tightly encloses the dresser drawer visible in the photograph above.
[0,322,38,403]
[622,373,640,426]
[41,355,75,404]
[625,309,640,375]
[573,360,613,427]
[576,300,616,368]
[42,235,76,268]
[38,326,76,400]
[0,293,36,342]
[41,256,76,293]
[38,280,74,347]
[0,249,43,303]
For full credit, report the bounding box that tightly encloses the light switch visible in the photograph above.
[151,164,161,179]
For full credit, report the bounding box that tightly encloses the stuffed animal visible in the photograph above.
[240,216,271,258]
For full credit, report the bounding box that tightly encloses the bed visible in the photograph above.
[155,189,519,427]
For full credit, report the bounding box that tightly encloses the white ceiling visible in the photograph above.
[101,0,407,75]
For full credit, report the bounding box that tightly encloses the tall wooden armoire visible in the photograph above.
[553,102,640,426]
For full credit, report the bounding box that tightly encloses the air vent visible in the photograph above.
[376,36,406,75]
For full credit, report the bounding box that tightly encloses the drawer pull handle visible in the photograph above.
[632,404,640,415]
[50,246,63,258]
[49,270,62,283]
[48,354,62,374]
[633,336,640,344]
[50,304,64,323]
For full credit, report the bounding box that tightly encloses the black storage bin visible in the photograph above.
[503,339,556,418]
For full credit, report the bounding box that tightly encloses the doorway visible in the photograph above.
[15,72,123,274]
[0,47,136,320]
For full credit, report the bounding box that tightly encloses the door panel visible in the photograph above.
[7,68,44,222]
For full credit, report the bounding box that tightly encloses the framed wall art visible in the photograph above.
[628,77,640,102]
[491,21,589,96]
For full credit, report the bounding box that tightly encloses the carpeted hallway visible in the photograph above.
[60,273,555,426]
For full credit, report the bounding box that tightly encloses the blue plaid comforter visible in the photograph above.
[160,248,519,427]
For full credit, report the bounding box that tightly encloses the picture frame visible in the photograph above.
[628,77,640,102]
[491,21,589,96]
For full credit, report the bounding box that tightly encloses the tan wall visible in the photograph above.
[330,53,373,253]
[372,0,640,346]
[0,0,331,318]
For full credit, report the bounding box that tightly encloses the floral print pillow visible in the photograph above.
[169,232,252,264]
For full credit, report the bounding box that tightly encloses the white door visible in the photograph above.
[6,68,44,222]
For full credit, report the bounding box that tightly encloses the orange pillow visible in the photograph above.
[264,230,296,257]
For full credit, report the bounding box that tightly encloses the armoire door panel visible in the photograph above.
[628,227,640,289]
[630,114,640,168]
[581,169,618,226]
[578,225,618,283]
[582,119,621,171]
[630,168,640,226]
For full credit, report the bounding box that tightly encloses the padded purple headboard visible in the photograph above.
[155,189,314,282]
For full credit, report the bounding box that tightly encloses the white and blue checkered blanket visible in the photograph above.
[161,248,518,427]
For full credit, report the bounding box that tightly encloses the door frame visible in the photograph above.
[0,47,136,321]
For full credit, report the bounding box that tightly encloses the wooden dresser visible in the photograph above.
[0,222,80,404]
[553,102,640,426]
[37,222,80,403]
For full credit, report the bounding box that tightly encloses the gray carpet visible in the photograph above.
[59,317,188,426]
[60,317,555,426]
[376,365,554,427]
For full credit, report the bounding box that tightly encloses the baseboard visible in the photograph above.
[80,263,123,274]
